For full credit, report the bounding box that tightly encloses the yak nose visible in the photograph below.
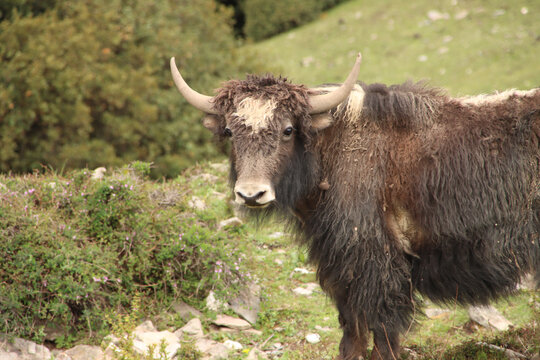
[234,182,275,207]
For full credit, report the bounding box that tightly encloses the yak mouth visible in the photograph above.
[244,201,274,209]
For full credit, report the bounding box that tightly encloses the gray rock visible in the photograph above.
[292,283,319,296]
[134,320,157,334]
[188,197,206,210]
[425,308,451,319]
[213,315,251,330]
[246,348,269,360]
[176,318,204,339]
[0,351,19,360]
[468,305,512,331]
[62,345,104,360]
[218,217,243,229]
[268,232,286,239]
[133,329,181,359]
[223,340,242,350]
[9,338,51,359]
[196,339,229,360]
[305,333,321,344]
[171,301,203,321]
[229,283,261,325]
[91,167,107,180]
[206,291,228,312]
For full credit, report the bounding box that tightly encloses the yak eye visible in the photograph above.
[283,126,294,136]
[224,128,232,137]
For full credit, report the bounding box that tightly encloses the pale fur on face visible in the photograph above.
[458,89,538,106]
[232,97,277,133]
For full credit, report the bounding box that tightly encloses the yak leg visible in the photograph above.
[370,327,400,360]
[337,301,368,360]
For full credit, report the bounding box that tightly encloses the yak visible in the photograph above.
[170,53,540,360]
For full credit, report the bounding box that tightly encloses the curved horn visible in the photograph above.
[170,57,218,114]
[308,52,362,114]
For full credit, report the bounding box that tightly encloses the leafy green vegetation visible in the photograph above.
[0,0,264,177]
[0,162,249,345]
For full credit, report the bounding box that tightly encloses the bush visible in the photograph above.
[0,164,247,344]
[0,0,264,178]
[243,0,348,40]
[0,0,56,21]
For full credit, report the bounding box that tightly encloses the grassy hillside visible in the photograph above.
[247,0,539,96]
[1,162,537,359]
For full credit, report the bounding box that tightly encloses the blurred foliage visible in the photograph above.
[243,0,348,40]
[0,0,264,178]
[0,0,57,21]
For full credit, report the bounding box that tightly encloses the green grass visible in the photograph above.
[247,0,540,96]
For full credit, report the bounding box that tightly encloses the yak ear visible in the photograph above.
[310,112,334,131]
[202,115,221,134]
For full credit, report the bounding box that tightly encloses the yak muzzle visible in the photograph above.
[234,181,275,207]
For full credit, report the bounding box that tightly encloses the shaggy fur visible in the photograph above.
[203,75,540,360]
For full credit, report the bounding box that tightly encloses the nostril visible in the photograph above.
[236,191,246,200]
[237,190,266,201]
[253,191,266,200]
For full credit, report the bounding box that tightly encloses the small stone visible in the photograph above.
[268,232,286,239]
[188,197,206,210]
[0,351,19,360]
[425,308,451,319]
[133,330,181,359]
[314,325,332,332]
[224,340,243,350]
[196,339,229,359]
[218,217,243,229]
[427,10,449,21]
[135,320,157,333]
[454,9,468,20]
[63,345,105,360]
[243,329,264,336]
[418,55,428,62]
[91,167,107,180]
[214,315,252,330]
[302,56,315,67]
[246,348,269,360]
[305,333,321,344]
[294,268,312,274]
[468,305,512,331]
[177,318,204,339]
[206,291,228,312]
[293,283,319,296]
[171,301,203,321]
[229,282,261,325]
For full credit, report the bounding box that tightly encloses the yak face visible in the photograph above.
[202,77,323,209]
[169,54,362,210]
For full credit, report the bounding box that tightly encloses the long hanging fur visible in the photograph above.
[208,74,540,359]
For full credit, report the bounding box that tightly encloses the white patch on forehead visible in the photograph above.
[233,97,277,132]
[458,89,537,106]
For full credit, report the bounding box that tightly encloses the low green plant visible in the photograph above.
[0,165,250,344]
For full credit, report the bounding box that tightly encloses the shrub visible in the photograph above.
[243,0,349,40]
[0,0,264,178]
[0,164,247,344]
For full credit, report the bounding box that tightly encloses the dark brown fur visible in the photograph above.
[205,77,540,360]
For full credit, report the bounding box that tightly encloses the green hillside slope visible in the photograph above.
[248,0,539,96]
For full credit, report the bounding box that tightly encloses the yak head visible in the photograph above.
[170,53,361,209]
